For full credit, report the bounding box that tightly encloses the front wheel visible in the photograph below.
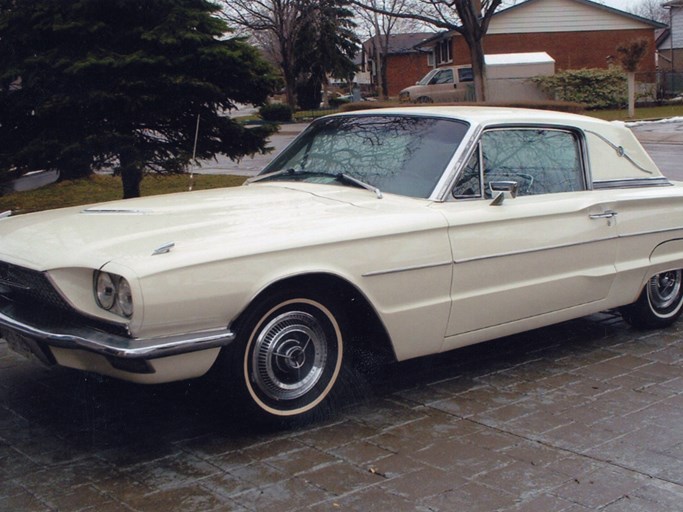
[620,270,683,329]
[222,292,346,424]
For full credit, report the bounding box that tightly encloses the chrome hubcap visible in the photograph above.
[252,311,327,401]
[648,270,683,311]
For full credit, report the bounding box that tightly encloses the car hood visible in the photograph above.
[0,183,443,275]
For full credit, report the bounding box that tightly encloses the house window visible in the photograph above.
[436,39,452,65]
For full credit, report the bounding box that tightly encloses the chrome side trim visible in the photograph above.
[453,227,683,265]
[593,177,672,189]
[0,304,235,360]
[619,227,683,240]
[453,236,617,264]
[362,260,452,277]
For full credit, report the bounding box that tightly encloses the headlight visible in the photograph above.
[95,272,116,310]
[94,271,134,318]
[116,277,134,317]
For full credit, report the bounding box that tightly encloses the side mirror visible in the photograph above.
[489,181,518,206]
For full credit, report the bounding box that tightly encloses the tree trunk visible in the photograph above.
[627,71,636,118]
[119,149,142,199]
[468,35,487,102]
[457,0,487,102]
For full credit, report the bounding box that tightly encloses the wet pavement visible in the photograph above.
[1,311,683,511]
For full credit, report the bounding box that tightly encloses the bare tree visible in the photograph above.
[220,0,305,109]
[630,0,668,24]
[354,0,421,99]
[616,38,649,118]
[353,0,504,101]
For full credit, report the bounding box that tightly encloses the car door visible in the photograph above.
[428,68,458,102]
[434,127,619,346]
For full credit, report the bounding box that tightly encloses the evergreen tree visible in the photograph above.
[295,0,359,109]
[0,0,278,198]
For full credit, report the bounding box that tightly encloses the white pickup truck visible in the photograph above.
[399,52,555,103]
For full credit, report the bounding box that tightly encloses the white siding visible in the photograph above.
[673,7,683,49]
[489,0,653,35]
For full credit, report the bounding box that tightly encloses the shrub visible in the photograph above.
[532,68,627,109]
[329,95,352,107]
[259,103,293,122]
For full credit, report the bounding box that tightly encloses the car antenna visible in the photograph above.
[189,113,200,191]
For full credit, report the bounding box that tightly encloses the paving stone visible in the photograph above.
[264,446,340,476]
[309,484,424,512]
[299,461,384,496]
[551,466,646,509]
[418,480,518,511]
[232,477,330,511]
[0,489,52,512]
[123,452,221,491]
[125,483,239,512]
[379,465,467,501]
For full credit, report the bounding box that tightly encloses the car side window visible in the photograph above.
[452,144,482,199]
[432,69,454,84]
[481,129,584,198]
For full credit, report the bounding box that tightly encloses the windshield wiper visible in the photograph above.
[335,173,383,199]
[248,168,298,183]
[250,169,382,199]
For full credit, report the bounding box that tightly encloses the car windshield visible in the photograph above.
[258,115,469,198]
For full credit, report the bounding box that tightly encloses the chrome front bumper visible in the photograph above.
[0,302,236,363]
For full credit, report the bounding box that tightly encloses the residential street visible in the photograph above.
[630,119,683,181]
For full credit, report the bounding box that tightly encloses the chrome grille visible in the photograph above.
[0,261,72,311]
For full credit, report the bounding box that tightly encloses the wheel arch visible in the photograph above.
[230,272,396,362]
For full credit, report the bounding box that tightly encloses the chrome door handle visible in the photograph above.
[590,210,618,220]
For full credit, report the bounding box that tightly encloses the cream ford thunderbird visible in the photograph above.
[1,107,683,422]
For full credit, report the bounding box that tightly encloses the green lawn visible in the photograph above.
[585,104,683,121]
[0,173,246,215]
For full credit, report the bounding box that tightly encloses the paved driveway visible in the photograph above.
[1,312,682,511]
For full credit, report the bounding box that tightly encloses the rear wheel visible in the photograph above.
[620,270,683,329]
[223,291,346,424]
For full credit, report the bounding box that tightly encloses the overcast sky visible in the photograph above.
[602,0,656,12]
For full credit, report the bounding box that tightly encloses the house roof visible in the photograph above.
[417,0,666,48]
[496,0,666,29]
[363,32,435,55]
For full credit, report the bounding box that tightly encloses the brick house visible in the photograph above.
[384,0,664,97]
[360,32,435,97]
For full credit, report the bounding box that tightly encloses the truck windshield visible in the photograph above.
[417,69,439,86]
[257,115,469,199]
